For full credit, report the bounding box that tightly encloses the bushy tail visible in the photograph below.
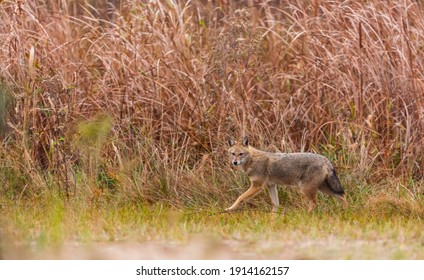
[326,169,344,195]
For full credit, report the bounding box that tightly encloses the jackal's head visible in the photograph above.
[228,136,250,167]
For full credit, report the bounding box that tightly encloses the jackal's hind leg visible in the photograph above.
[267,185,279,213]
[225,182,264,212]
[302,187,317,212]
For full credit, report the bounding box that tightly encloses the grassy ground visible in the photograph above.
[1,180,423,260]
[1,0,424,260]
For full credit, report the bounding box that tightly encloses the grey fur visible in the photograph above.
[226,138,347,212]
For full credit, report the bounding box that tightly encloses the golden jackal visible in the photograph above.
[226,137,347,212]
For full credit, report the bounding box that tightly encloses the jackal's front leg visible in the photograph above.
[225,182,264,212]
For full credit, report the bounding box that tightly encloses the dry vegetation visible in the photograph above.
[0,0,424,259]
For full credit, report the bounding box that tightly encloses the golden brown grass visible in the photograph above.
[0,1,423,254]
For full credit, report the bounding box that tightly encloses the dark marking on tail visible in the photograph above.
[326,169,344,195]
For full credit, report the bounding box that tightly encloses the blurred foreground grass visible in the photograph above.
[1,184,423,260]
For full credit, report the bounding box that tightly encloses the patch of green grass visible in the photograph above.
[1,186,424,259]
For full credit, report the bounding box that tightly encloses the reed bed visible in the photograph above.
[0,0,423,207]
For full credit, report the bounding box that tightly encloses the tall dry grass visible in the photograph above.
[0,0,423,206]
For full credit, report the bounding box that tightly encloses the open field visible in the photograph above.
[1,179,424,260]
[1,0,424,260]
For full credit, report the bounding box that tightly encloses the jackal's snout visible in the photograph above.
[229,151,248,167]
[232,160,242,166]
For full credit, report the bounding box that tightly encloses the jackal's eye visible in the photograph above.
[231,152,236,156]
[239,153,244,156]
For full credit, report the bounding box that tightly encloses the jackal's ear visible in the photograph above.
[242,136,249,147]
[228,138,235,147]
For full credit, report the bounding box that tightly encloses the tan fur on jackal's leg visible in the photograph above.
[303,188,317,212]
[225,183,264,212]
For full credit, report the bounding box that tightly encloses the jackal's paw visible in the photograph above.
[224,207,233,212]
